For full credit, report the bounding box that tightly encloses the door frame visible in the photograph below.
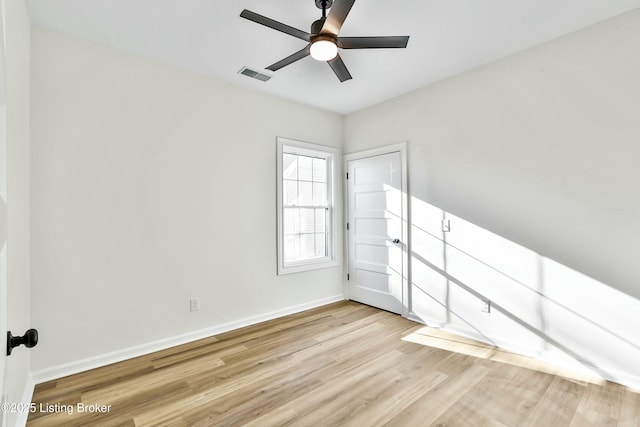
[344,143,409,318]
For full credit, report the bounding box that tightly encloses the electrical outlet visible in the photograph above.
[481,298,491,313]
[190,297,200,312]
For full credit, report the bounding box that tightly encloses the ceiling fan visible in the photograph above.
[240,0,410,82]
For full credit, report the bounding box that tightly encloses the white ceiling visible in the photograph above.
[26,0,640,114]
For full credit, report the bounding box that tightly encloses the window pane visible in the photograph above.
[315,233,327,257]
[300,208,315,233]
[284,180,298,205]
[313,158,327,182]
[298,155,313,181]
[300,234,315,258]
[284,208,299,235]
[284,235,299,261]
[314,208,326,233]
[283,153,298,180]
[313,182,326,205]
[299,181,313,205]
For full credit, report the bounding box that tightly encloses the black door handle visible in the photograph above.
[392,238,401,244]
[7,329,38,356]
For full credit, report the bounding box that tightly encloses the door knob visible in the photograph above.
[7,329,38,356]
[392,238,401,244]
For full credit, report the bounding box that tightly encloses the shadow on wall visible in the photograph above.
[409,197,640,389]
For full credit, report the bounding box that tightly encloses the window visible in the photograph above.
[277,137,338,274]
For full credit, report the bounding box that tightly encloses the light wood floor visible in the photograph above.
[28,301,640,426]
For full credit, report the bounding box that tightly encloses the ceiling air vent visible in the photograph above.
[238,66,272,82]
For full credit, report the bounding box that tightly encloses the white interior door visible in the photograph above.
[0,10,8,422]
[0,106,7,425]
[347,149,405,314]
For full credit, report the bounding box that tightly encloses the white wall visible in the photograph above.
[30,27,344,375]
[2,0,33,425]
[344,10,640,387]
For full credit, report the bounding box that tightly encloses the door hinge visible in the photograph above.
[347,273,350,280]
[346,222,349,230]
[346,172,349,180]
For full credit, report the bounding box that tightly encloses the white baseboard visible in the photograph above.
[32,294,345,384]
[406,311,444,328]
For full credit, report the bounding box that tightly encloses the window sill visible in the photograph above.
[278,258,339,275]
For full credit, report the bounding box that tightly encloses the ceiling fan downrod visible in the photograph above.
[315,0,334,17]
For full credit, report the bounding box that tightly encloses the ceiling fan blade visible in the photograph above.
[321,0,356,35]
[240,9,310,42]
[327,54,352,82]
[338,36,410,49]
[266,45,311,71]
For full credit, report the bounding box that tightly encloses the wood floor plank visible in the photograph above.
[242,349,408,426]
[521,376,585,426]
[430,363,555,427]
[323,349,449,426]
[618,388,640,427]
[383,361,493,426]
[27,301,640,426]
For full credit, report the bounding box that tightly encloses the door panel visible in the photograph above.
[347,151,404,314]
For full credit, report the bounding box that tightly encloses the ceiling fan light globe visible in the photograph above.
[310,40,338,61]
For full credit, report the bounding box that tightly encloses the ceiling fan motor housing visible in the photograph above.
[311,33,337,46]
[311,18,338,52]
[311,18,333,37]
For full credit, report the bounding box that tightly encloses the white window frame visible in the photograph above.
[276,137,338,275]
